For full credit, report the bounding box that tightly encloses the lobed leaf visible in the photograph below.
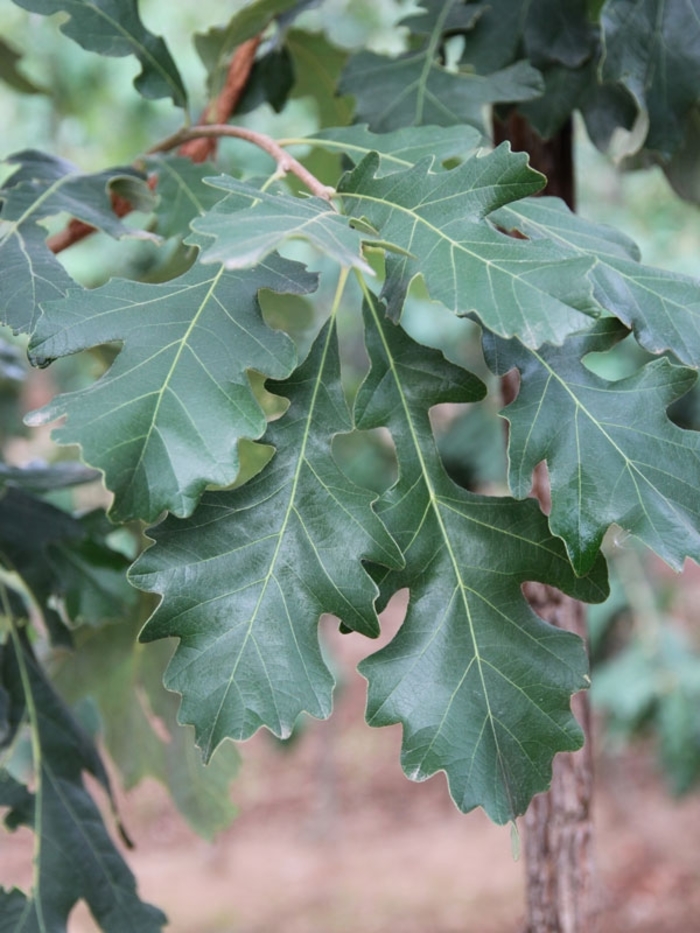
[27,256,316,523]
[338,149,599,346]
[296,123,483,175]
[601,0,700,158]
[12,0,187,107]
[354,293,608,824]
[340,0,543,133]
[491,196,700,368]
[484,318,700,574]
[0,150,154,333]
[190,176,372,272]
[131,316,403,758]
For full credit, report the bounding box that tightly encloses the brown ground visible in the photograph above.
[3,593,700,933]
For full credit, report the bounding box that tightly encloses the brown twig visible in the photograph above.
[179,36,262,163]
[47,35,264,253]
[148,124,335,201]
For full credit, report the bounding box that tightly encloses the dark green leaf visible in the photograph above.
[601,0,700,157]
[341,51,542,134]
[338,150,598,346]
[0,487,135,630]
[132,317,403,758]
[491,195,700,368]
[354,293,608,824]
[0,633,166,931]
[12,0,187,107]
[484,318,700,573]
[27,256,316,523]
[0,38,45,94]
[195,0,302,95]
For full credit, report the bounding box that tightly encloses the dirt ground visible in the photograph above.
[3,593,700,933]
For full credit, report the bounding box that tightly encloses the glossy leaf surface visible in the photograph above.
[485,319,700,574]
[338,149,598,345]
[354,295,609,823]
[132,318,403,757]
[28,257,316,522]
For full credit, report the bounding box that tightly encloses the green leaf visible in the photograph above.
[287,28,353,128]
[296,123,483,175]
[354,294,608,824]
[491,196,700,368]
[484,318,700,574]
[12,0,187,108]
[339,0,542,133]
[27,256,316,523]
[338,149,599,346]
[195,0,302,95]
[0,633,166,931]
[341,51,543,134]
[190,176,371,272]
[131,315,403,758]
[522,0,597,69]
[146,156,224,240]
[52,619,240,839]
[601,0,700,157]
[0,150,154,333]
[0,487,135,637]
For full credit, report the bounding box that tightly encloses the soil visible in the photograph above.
[3,593,700,933]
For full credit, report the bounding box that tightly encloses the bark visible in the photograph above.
[495,113,596,933]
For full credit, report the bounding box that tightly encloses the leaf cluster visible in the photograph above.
[2,1,700,928]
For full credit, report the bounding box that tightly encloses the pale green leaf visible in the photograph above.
[484,318,700,574]
[190,176,371,272]
[53,619,240,839]
[338,149,599,346]
[131,317,403,757]
[354,293,608,824]
[12,0,187,107]
[27,256,316,523]
[292,123,483,175]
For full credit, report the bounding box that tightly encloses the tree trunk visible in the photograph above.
[494,113,596,933]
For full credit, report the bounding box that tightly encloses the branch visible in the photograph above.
[179,36,261,163]
[148,124,336,201]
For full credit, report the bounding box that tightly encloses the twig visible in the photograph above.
[148,124,336,201]
[179,36,261,163]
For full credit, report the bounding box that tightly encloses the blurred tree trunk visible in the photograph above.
[494,112,596,933]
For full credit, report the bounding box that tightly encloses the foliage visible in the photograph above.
[1,0,700,928]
